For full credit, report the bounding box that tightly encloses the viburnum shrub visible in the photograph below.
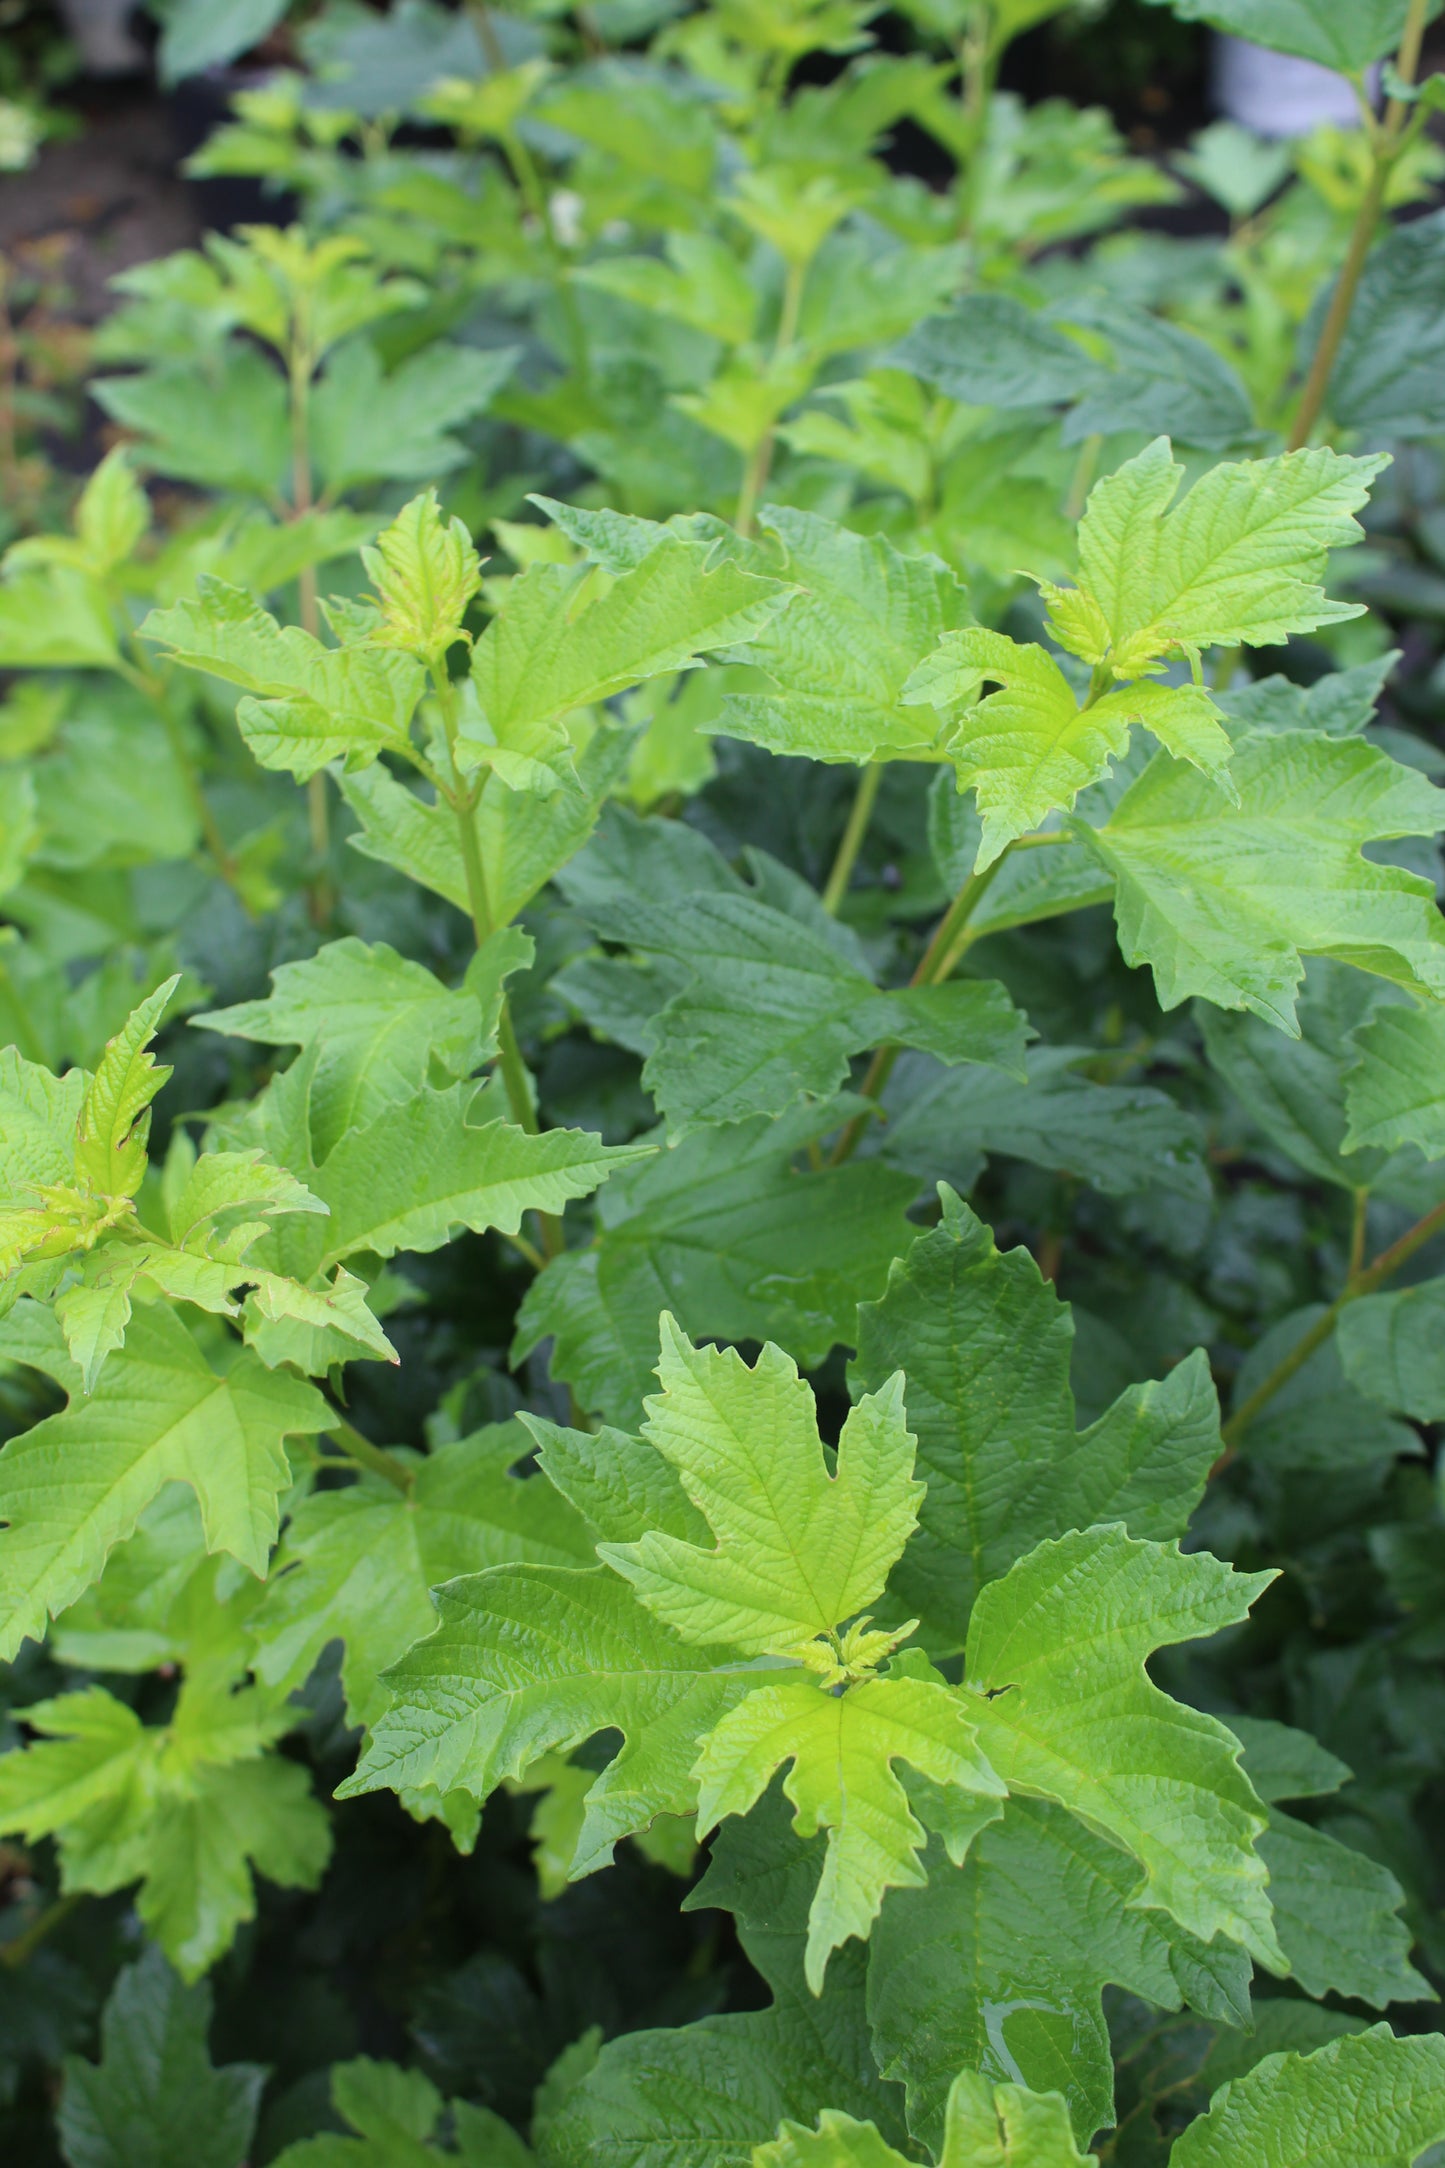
[5,0,1445,2160]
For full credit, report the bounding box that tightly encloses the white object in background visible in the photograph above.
[55,0,148,76]
[1213,35,1372,138]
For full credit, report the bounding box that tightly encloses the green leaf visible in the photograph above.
[310,339,518,498]
[57,1947,265,2168]
[1343,1002,1445,1159]
[697,1670,1004,1993]
[361,488,482,659]
[1231,1718,1430,2008]
[904,628,1234,865]
[455,539,785,782]
[1138,0,1440,75]
[964,1526,1283,1967]
[576,886,1027,1130]
[896,294,1104,411]
[1338,1280,1445,1422]
[602,1321,920,1660]
[304,1085,650,1269]
[851,1192,1223,1647]
[0,567,123,672]
[270,2055,533,2167]
[1199,961,1427,1192]
[0,1042,87,1211]
[156,0,289,82]
[141,579,424,782]
[545,1798,909,2168]
[717,508,969,764]
[1169,2026,1445,2168]
[1227,1303,1419,1471]
[868,1800,1249,2153]
[94,347,291,500]
[1310,207,1445,441]
[1041,438,1383,678]
[1077,732,1445,1032]
[0,1300,328,1656]
[73,977,178,1200]
[338,1565,753,1876]
[253,1424,594,1729]
[0,1677,330,1977]
[514,1105,918,1430]
[576,232,759,346]
[879,1045,1209,1206]
[195,932,525,1160]
[756,2073,1092,2167]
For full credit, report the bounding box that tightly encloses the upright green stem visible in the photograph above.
[829,846,1013,1165]
[431,658,557,1256]
[288,326,333,907]
[0,1892,80,1969]
[735,256,808,538]
[1219,1192,1445,1453]
[822,763,882,914]
[326,1414,413,1493]
[1287,0,1429,449]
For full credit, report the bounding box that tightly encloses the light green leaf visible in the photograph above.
[697,1670,1004,1993]
[1078,731,1445,1032]
[361,487,482,660]
[576,232,759,346]
[339,1565,753,1877]
[1170,2026,1445,2168]
[964,1526,1283,1967]
[456,540,785,779]
[907,632,1126,867]
[514,1106,918,1431]
[869,1799,1249,2152]
[0,1676,329,1978]
[0,1042,87,1213]
[141,578,425,781]
[253,1423,593,1728]
[0,1300,328,1655]
[754,2109,913,2168]
[718,509,968,765]
[195,932,525,1159]
[602,1320,921,1660]
[306,1087,650,1269]
[851,1192,1223,1648]
[1042,439,1383,678]
[57,1948,264,2168]
[73,977,179,1200]
[0,566,123,670]
[1343,1002,1445,1159]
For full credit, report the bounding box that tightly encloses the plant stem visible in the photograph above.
[326,1414,413,1492]
[288,326,333,911]
[829,846,1012,1165]
[0,1892,80,1969]
[1349,1186,1369,1280]
[430,659,557,1257]
[1219,1192,1445,1452]
[822,764,882,914]
[735,256,808,538]
[1286,0,1429,449]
